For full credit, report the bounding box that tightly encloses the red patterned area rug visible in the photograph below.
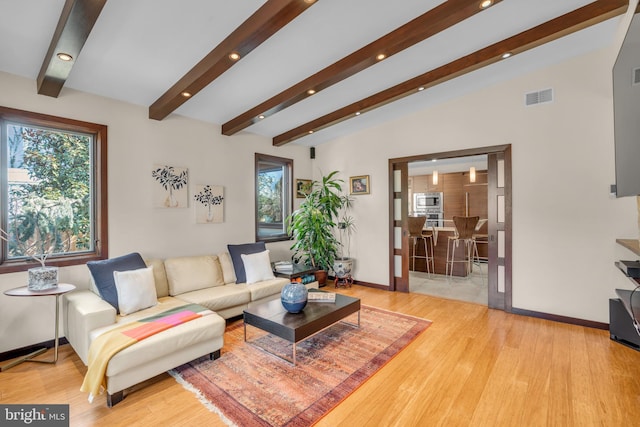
[169,305,430,426]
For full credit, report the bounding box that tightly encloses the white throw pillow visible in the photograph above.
[241,250,275,284]
[113,266,158,316]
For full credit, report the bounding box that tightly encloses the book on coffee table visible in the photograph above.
[274,261,294,272]
[307,292,336,302]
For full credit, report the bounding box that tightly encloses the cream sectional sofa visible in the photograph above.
[63,251,291,407]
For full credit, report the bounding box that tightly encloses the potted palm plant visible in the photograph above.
[287,171,350,285]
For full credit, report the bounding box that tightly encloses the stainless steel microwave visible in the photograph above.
[414,192,442,209]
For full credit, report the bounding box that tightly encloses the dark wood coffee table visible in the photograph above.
[243,290,360,365]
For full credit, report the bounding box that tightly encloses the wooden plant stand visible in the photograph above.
[334,275,353,289]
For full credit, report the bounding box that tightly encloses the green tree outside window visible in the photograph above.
[5,125,92,259]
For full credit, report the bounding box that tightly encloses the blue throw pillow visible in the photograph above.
[87,252,147,313]
[227,242,266,283]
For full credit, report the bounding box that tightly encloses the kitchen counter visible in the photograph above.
[411,221,487,276]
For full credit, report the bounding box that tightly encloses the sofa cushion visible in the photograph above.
[241,250,275,284]
[217,252,237,284]
[87,252,147,313]
[237,277,289,301]
[143,258,170,298]
[176,284,251,312]
[227,242,266,283]
[164,255,225,295]
[113,266,158,316]
[89,297,226,376]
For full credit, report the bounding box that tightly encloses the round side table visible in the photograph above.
[1,283,76,372]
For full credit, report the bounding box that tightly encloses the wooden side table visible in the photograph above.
[272,263,318,281]
[0,283,76,371]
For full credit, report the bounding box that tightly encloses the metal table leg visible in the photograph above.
[0,294,61,371]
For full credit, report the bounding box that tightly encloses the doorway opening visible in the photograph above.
[408,154,488,304]
[388,144,512,311]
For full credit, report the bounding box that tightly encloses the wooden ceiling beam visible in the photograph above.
[273,0,628,146]
[36,0,107,97]
[222,0,503,136]
[149,0,317,121]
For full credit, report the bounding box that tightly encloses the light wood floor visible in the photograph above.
[2,285,640,426]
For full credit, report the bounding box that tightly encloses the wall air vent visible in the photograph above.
[633,67,640,85]
[525,88,553,106]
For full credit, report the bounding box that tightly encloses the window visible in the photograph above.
[255,153,292,242]
[0,107,108,273]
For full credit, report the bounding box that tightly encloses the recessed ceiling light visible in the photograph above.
[56,52,73,61]
[431,159,437,162]
[355,112,361,116]
[181,91,192,98]
[308,130,314,134]
[480,0,493,9]
[258,115,265,120]
[376,53,386,61]
[307,89,316,95]
[303,0,316,3]
[501,52,512,59]
[229,52,241,60]
[418,87,425,91]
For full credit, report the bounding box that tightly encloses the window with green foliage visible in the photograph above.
[255,153,292,242]
[0,107,108,273]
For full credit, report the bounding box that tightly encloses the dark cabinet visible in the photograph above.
[612,239,640,351]
[410,170,488,229]
[441,171,487,224]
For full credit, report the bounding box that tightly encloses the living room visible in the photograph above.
[2,1,640,425]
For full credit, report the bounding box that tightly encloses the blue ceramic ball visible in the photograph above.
[281,281,308,313]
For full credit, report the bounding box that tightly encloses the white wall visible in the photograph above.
[0,72,310,352]
[312,46,638,323]
[2,36,640,354]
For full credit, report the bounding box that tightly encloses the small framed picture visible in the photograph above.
[296,179,312,198]
[350,175,370,195]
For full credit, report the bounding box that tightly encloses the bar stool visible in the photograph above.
[408,216,434,274]
[473,219,488,263]
[446,216,480,278]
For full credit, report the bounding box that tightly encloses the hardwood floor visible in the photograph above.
[1,285,640,426]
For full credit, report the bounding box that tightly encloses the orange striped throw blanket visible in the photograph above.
[80,303,211,402]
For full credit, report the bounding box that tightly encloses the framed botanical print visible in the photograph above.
[194,184,224,223]
[152,164,189,208]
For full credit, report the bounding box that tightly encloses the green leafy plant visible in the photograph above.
[5,126,91,259]
[257,170,283,223]
[287,171,353,271]
[337,214,355,259]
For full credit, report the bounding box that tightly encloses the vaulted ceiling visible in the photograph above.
[0,0,633,147]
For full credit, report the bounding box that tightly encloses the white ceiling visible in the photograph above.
[0,0,628,147]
